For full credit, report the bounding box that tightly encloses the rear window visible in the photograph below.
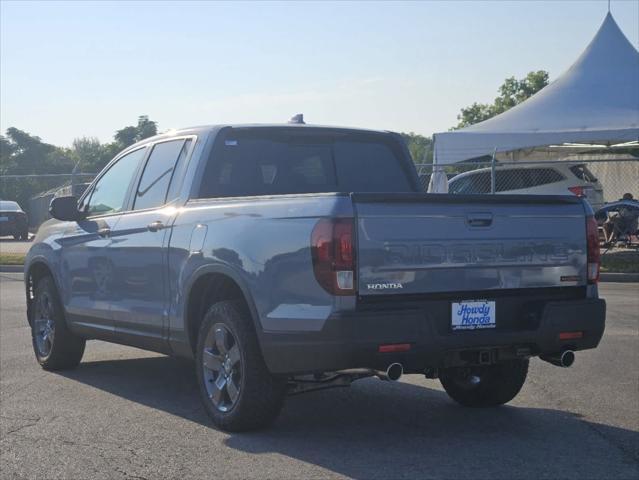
[570,164,598,183]
[0,201,21,211]
[198,129,414,198]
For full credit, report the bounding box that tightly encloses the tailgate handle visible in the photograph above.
[466,213,493,228]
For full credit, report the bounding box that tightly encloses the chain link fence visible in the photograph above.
[1,158,637,233]
[416,158,639,208]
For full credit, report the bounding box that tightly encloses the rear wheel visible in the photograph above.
[195,300,286,431]
[439,359,529,407]
[30,276,85,370]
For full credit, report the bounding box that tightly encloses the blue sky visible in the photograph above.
[1,0,638,147]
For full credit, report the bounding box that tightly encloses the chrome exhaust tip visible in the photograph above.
[541,350,575,368]
[386,363,403,381]
[559,350,575,368]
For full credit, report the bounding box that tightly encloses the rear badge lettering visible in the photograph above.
[560,275,580,282]
[367,282,404,290]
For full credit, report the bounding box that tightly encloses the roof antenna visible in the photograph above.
[288,113,305,124]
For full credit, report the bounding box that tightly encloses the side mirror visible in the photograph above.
[49,196,83,221]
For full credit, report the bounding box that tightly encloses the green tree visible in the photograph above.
[136,115,157,140]
[400,132,433,164]
[71,137,119,173]
[0,128,74,211]
[0,128,73,175]
[0,116,160,214]
[455,70,549,129]
[114,115,158,148]
[114,126,139,148]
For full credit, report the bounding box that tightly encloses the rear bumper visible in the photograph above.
[261,297,606,375]
[0,218,27,236]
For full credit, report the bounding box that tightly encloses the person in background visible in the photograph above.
[603,193,639,244]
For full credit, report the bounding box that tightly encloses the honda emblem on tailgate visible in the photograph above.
[366,282,404,290]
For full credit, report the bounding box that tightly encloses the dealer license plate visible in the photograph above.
[451,300,496,331]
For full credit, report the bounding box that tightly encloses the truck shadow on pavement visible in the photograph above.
[59,355,639,479]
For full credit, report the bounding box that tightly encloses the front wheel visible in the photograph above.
[439,359,529,407]
[195,300,286,431]
[30,276,85,370]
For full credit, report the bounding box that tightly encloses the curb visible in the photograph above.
[599,272,639,283]
[0,265,24,273]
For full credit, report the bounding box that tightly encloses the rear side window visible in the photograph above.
[134,139,191,210]
[496,169,527,192]
[570,164,598,183]
[449,172,491,194]
[526,168,565,188]
[496,168,564,192]
[198,130,414,198]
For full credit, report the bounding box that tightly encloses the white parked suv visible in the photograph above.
[448,163,605,210]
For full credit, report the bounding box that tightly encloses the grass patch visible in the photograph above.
[0,253,25,265]
[600,250,639,273]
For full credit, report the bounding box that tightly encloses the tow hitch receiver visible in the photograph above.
[478,350,492,365]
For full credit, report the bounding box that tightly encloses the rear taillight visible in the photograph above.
[569,186,593,197]
[311,218,355,295]
[586,215,600,284]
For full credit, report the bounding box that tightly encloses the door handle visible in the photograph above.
[147,221,165,232]
[97,227,111,238]
[466,213,493,228]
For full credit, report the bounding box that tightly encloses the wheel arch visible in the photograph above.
[184,264,263,356]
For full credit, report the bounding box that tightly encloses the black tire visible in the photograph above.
[30,275,85,371]
[439,359,529,408]
[20,230,29,241]
[195,300,286,432]
[13,234,20,240]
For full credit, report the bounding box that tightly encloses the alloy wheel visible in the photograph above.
[202,323,242,412]
[34,291,55,357]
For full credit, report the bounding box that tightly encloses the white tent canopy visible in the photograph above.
[431,12,639,176]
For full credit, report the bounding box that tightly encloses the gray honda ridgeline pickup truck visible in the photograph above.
[25,124,606,431]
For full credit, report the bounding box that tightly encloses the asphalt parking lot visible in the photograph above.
[1,273,637,480]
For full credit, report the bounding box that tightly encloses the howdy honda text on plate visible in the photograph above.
[451,300,496,330]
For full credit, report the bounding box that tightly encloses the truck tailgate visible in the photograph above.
[353,193,588,296]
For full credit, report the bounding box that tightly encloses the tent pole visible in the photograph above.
[491,147,497,194]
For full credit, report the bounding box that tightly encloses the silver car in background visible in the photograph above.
[448,163,605,210]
